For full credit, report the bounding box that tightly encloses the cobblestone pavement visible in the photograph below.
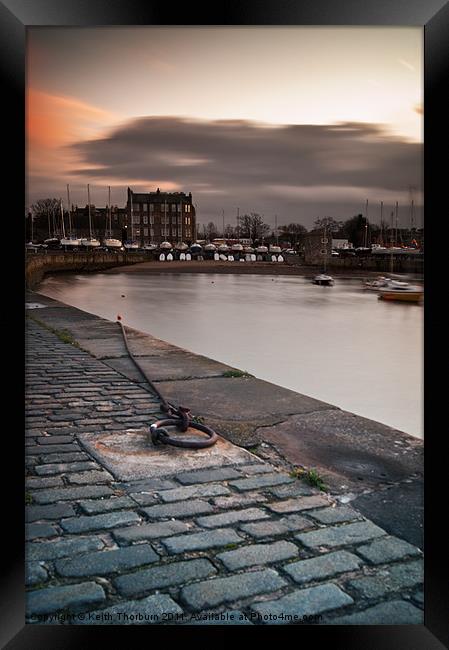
[25,319,424,625]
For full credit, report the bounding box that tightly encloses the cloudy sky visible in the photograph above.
[27,27,423,229]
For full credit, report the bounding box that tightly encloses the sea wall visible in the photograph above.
[25,251,149,290]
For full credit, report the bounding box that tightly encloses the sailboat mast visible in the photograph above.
[395,201,399,246]
[60,199,66,238]
[130,191,134,241]
[222,209,225,239]
[323,224,327,274]
[108,186,112,237]
[380,201,383,246]
[275,214,278,246]
[87,184,92,239]
[66,185,72,234]
[364,199,369,248]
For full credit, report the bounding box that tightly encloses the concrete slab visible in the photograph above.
[351,479,423,549]
[102,353,237,383]
[155,377,335,422]
[77,429,259,480]
[258,409,423,493]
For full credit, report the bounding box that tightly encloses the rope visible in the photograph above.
[116,319,218,449]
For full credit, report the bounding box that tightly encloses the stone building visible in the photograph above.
[303,228,333,265]
[70,205,126,239]
[126,187,196,246]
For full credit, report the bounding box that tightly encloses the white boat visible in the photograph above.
[313,225,334,286]
[82,185,101,248]
[204,243,217,251]
[160,241,173,250]
[363,276,392,291]
[143,243,158,251]
[231,243,243,252]
[60,237,81,248]
[104,238,122,249]
[379,281,423,302]
[190,243,202,254]
[256,245,268,253]
[243,246,255,253]
[175,242,188,251]
[218,244,229,253]
[313,273,334,286]
[102,188,122,249]
[80,237,101,248]
[269,245,282,253]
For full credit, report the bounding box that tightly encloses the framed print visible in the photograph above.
[2,0,448,647]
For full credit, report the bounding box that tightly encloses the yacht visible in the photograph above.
[363,276,392,291]
[313,274,334,286]
[103,187,122,249]
[378,280,423,303]
[313,226,334,286]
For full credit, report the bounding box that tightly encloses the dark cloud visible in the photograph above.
[68,117,423,228]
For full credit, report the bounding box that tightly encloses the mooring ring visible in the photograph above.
[149,418,219,449]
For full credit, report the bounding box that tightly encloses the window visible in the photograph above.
[149,203,154,212]
[185,204,191,213]
[135,228,141,237]
[149,215,154,225]
[143,215,148,225]
[171,204,176,212]
[132,203,140,212]
[143,204,148,212]
[132,215,140,225]
[144,228,148,237]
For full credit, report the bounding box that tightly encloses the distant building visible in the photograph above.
[126,187,196,246]
[70,205,126,239]
[303,229,333,265]
[331,238,353,249]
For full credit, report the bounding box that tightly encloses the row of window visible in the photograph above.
[134,228,191,237]
[131,215,193,225]
[132,203,192,213]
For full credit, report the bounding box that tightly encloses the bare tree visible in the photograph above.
[202,221,219,241]
[223,223,236,239]
[278,223,308,246]
[239,213,271,243]
[31,198,61,239]
[313,217,343,233]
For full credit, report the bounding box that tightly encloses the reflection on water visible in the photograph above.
[38,272,423,438]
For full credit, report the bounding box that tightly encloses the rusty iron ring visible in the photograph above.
[150,418,219,449]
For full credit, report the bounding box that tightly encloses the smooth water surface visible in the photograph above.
[38,272,423,438]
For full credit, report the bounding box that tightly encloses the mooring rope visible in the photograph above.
[116,318,218,449]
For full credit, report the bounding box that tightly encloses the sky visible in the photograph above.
[26,27,423,230]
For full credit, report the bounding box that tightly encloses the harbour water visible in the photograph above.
[38,271,423,439]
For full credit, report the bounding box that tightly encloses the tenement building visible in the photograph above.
[126,187,196,246]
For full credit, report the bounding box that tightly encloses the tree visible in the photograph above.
[313,217,343,233]
[340,214,367,247]
[223,223,235,239]
[202,222,219,241]
[278,223,308,246]
[239,213,270,243]
[31,198,62,239]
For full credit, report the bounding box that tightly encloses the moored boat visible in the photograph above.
[363,276,392,290]
[313,274,334,286]
[378,280,423,302]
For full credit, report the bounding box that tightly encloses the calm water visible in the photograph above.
[38,272,423,439]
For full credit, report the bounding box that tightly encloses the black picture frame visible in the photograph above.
[3,1,448,647]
